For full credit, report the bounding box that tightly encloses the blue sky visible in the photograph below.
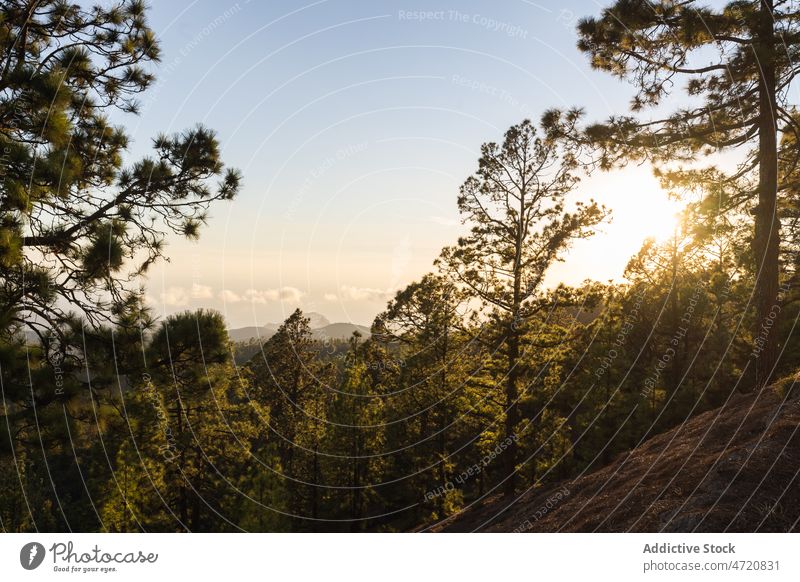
[127,0,682,327]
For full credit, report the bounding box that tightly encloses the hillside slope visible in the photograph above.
[432,382,800,532]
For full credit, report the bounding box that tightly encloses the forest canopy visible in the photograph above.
[1,0,798,533]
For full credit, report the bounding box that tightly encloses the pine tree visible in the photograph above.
[575,0,800,388]
[247,309,330,526]
[0,0,239,467]
[438,119,607,497]
[374,274,467,518]
[145,310,261,531]
[324,335,385,531]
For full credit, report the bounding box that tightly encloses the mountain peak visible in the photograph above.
[305,312,330,329]
[228,312,370,344]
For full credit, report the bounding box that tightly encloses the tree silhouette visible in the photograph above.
[575,0,799,388]
[438,119,607,497]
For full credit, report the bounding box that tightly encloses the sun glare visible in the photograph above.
[601,169,685,247]
[636,193,683,244]
[550,170,687,286]
[602,182,685,262]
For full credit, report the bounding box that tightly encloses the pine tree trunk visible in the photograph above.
[350,416,362,531]
[312,443,319,520]
[176,404,189,529]
[503,193,525,498]
[437,333,448,515]
[667,234,681,403]
[754,0,780,390]
[503,324,520,499]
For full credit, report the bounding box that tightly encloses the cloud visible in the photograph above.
[271,286,305,302]
[218,289,242,303]
[214,287,306,304]
[160,286,189,307]
[240,287,306,304]
[339,285,394,302]
[323,293,338,302]
[242,289,267,304]
[191,283,213,299]
[428,215,459,227]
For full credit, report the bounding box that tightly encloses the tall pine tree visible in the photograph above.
[575,0,799,388]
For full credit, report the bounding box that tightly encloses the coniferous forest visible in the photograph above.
[2,0,800,533]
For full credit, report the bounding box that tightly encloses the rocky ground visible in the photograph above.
[431,381,800,532]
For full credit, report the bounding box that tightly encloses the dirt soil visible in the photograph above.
[431,384,800,532]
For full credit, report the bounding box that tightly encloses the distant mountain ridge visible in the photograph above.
[311,322,371,341]
[228,312,370,343]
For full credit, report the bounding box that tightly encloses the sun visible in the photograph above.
[604,167,686,245]
[643,198,683,244]
[546,168,688,286]
[608,183,685,252]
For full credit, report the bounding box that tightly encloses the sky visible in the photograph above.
[126,0,686,328]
